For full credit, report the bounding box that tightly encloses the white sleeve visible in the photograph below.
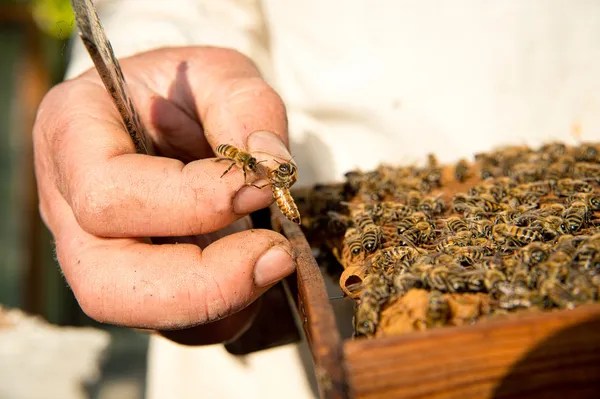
[65,0,272,81]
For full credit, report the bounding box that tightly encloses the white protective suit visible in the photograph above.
[66,1,600,398]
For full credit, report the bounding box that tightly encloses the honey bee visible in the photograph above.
[353,293,380,337]
[435,230,472,252]
[268,161,300,224]
[351,210,382,252]
[215,144,263,182]
[573,143,600,163]
[446,216,469,233]
[468,219,493,238]
[455,159,470,182]
[407,191,422,209]
[492,223,543,246]
[518,242,549,266]
[372,201,414,221]
[539,277,576,309]
[556,178,594,196]
[572,162,600,182]
[426,291,451,327]
[252,160,301,224]
[421,154,442,188]
[573,235,600,271]
[566,272,597,303]
[362,272,393,301]
[561,201,589,233]
[344,227,363,257]
[450,246,487,266]
[569,192,600,211]
[418,196,446,215]
[529,215,565,241]
[391,271,423,296]
[484,269,508,292]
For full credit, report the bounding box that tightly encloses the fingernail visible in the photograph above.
[247,131,292,162]
[254,246,296,287]
[233,182,273,214]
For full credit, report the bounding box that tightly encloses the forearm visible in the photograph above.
[66,0,272,81]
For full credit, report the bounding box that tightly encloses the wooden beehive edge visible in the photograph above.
[344,303,600,399]
[272,204,352,399]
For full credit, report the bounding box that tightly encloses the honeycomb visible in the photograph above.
[296,142,600,338]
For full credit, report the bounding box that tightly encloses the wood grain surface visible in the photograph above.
[273,204,352,399]
[345,304,600,399]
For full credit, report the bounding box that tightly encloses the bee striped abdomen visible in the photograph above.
[216,143,238,158]
[273,186,301,224]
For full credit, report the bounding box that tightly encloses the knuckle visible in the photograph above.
[70,174,117,236]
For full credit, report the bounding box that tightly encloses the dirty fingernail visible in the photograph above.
[233,182,273,215]
[247,131,292,161]
[254,246,296,287]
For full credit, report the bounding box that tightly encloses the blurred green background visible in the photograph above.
[0,0,148,397]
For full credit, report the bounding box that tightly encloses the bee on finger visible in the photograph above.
[254,160,301,224]
[215,144,264,182]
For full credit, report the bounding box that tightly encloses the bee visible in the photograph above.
[561,201,589,233]
[572,162,600,182]
[566,272,597,303]
[539,277,576,309]
[343,227,363,257]
[215,144,264,182]
[492,223,542,246]
[374,201,414,221]
[556,178,593,196]
[421,154,442,188]
[474,193,504,213]
[573,143,600,163]
[450,246,487,266]
[351,210,382,252]
[518,242,549,266]
[435,231,472,252]
[496,286,534,310]
[509,163,541,184]
[419,265,462,293]
[468,219,493,238]
[573,235,600,271]
[381,246,421,263]
[446,216,469,233]
[484,269,508,292]
[540,142,568,158]
[362,272,393,302]
[254,160,301,224]
[568,193,600,211]
[426,291,451,327]
[407,191,422,209]
[353,293,380,336]
[455,159,470,182]
[418,196,446,215]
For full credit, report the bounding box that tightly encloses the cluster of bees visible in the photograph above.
[215,144,301,224]
[297,142,600,338]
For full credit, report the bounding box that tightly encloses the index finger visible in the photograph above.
[182,47,294,167]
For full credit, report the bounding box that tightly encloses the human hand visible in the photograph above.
[33,47,296,343]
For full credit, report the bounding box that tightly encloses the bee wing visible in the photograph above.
[71,0,154,156]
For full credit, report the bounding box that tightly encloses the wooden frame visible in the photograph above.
[271,205,600,399]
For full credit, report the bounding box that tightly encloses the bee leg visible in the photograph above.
[251,182,270,189]
[242,167,248,182]
[220,162,237,178]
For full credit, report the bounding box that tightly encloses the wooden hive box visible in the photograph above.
[263,161,600,399]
